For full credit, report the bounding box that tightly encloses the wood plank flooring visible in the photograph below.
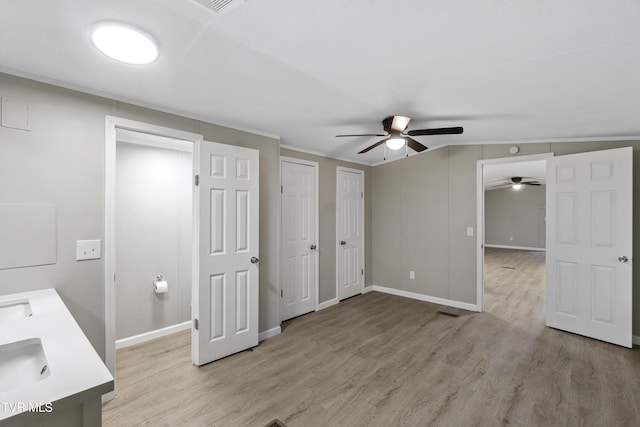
[103,248,640,426]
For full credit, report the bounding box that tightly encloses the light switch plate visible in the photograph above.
[467,227,474,237]
[76,240,101,261]
[409,271,415,279]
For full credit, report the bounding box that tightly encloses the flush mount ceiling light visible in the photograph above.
[512,183,523,190]
[90,22,158,65]
[385,137,405,150]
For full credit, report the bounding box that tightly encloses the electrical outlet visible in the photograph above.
[467,227,474,237]
[509,236,514,241]
[409,271,415,279]
[76,240,101,261]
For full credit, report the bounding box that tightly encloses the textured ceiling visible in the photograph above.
[1,0,639,165]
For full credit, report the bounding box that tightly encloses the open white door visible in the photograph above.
[546,147,632,347]
[337,167,365,300]
[192,140,259,365]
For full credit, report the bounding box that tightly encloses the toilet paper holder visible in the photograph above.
[153,275,168,294]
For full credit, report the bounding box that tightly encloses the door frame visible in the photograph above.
[336,166,366,300]
[475,152,554,311]
[104,116,203,400]
[279,156,320,318]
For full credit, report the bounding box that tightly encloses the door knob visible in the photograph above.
[340,240,346,246]
[310,244,317,250]
[250,256,259,264]
[618,255,629,263]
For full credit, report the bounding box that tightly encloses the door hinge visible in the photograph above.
[195,175,199,186]
[361,191,363,198]
[281,185,283,193]
[281,289,283,297]
[361,268,364,275]
[194,318,199,330]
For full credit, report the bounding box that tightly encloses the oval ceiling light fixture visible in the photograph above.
[90,22,158,65]
[385,137,405,150]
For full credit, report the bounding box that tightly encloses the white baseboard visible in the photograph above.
[371,285,481,312]
[363,286,374,293]
[317,298,339,311]
[633,335,640,346]
[484,244,546,252]
[259,326,281,342]
[116,320,192,350]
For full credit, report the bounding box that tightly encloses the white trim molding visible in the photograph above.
[259,326,281,342]
[363,286,374,293]
[116,321,193,350]
[317,298,339,311]
[484,244,546,252]
[371,285,480,312]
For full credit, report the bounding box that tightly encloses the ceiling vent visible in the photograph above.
[192,0,246,15]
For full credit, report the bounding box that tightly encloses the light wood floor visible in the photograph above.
[103,248,640,426]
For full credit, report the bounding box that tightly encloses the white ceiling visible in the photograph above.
[1,0,639,165]
[484,160,546,190]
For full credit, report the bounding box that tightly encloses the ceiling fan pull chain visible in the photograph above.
[383,143,387,160]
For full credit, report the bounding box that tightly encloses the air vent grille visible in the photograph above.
[192,0,246,15]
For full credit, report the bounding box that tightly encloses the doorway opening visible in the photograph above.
[114,129,193,347]
[104,117,202,400]
[476,153,553,312]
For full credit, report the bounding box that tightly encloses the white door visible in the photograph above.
[192,140,259,365]
[337,167,365,300]
[280,159,318,321]
[546,147,632,347]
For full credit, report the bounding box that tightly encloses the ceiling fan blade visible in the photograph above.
[406,137,427,152]
[391,115,411,132]
[358,138,388,154]
[336,133,387,137]
[407,126,464,136]
[523,182,541,186]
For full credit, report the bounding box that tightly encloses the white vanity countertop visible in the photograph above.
[0,289,114,421]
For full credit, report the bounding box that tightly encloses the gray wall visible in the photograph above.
[280,148,372,302]
[115,142,192,339]
[485,185,546,249]
[0,72,280,359]
[371,141,640,335]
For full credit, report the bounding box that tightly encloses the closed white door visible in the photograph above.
[280,159,318,321]
[192,140,259,365]
[337,167,364,300]
[546,147,632,347]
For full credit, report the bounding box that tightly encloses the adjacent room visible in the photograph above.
[0,1,639,426]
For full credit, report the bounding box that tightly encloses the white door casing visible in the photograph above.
[280,159,318,321]
[546,147,632,347]
[193,140,259,365]
[337,167,365,300]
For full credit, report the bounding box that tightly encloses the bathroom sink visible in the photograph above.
[0,338,49,394]
[0,299,32,322]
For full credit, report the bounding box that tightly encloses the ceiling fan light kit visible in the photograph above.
[336,115,463,157]
[385,137,405,150]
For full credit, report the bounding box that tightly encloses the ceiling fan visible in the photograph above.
[491,177,542,190]
[336,115,463,154]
